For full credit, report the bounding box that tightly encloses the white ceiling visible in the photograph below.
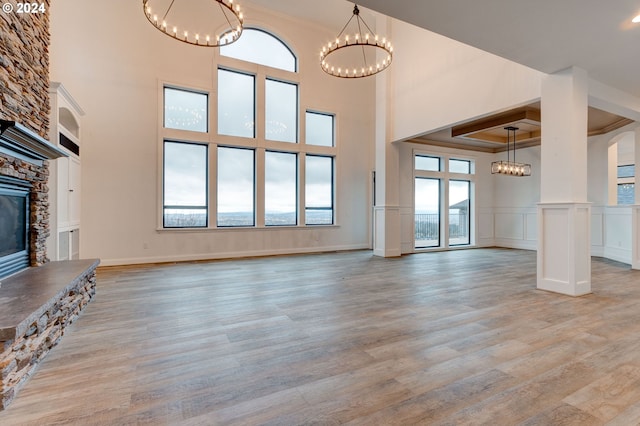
[355,0,640,98]
[244,0,640,98]
[244,0,379,33]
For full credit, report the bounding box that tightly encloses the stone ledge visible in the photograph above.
[0,259,99,410]
[0,259,99,341]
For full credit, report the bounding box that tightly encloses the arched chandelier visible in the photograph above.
[142,0,244,47]
[320,4,393,78]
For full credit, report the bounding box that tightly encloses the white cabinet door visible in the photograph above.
[69,157,81,225]
[57,156,70,227]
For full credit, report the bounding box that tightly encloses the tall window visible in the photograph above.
[163,141,207,228]
[449,180,470,245]
[266,79,297,143]
[305,155,333,225]
[160,29,337,229]
[414,153,474,249]
[218,69,255,138]
[265,151,297,226]
[217,147,255,227]
[617,164,635,205]
[415,178,440,248]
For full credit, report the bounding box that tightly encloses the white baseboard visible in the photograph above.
[98,243,371,267]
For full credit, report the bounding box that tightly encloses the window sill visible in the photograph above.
[156,224,340,232]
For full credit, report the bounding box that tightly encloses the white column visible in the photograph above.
[632,127,640,269]
[373,16,401,257]
[537,67,591,296]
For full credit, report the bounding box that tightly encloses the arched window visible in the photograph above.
[220,28,297,72]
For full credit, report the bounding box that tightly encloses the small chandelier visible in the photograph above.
[320,4,393,78]
[491,126,531,176]
[142,0,244,47]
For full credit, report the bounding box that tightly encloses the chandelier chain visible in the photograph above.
[161,0,176,22]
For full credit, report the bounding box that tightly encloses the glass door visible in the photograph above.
[415,177,440,248]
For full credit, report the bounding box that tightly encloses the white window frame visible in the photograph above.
[156,27,338,230]
[413,149,476,250]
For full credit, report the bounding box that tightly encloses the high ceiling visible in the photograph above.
[243,0,640,150]
[356,0,640,98]
[247,0,640,98]
[353,0,640,149]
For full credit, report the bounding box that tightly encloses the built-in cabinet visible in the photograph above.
[48,82,84,261]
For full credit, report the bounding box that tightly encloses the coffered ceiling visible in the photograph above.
[410,104,633,153]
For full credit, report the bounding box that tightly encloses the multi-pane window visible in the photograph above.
[217,147,255,227]
[617,164,635,204]
[265,151,297,226]
[161,29,337,229]
[163,141,208,228]
[415,153,474,249]
[265,79,297,143]
[305,155,333,225]
[164,87,208,133]
[218,69,255,138]
[306,111,334,147]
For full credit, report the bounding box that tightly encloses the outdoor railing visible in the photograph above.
[415,213,468,241]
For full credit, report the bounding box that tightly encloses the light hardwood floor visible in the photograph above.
[1,248,640,425]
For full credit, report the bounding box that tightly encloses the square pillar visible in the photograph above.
[373,16,401,257]
[632,128,640,270]
[538,67,591,295]
[537,203,591,296]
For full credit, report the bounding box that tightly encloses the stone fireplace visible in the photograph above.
[0,120,65,278]
[0,2,99,411]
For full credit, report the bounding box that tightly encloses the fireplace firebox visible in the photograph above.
[0,176,31,278]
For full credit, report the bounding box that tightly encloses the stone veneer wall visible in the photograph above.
[0,266,97,410]
[0,0,51,266]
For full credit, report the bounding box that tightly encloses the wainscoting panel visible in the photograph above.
[493,208,537,250]
[603,206,632,264]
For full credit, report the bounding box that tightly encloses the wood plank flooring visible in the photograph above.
[1,248,640,425]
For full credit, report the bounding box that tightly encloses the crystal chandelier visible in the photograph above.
[320,4,393,78]
[142,0,244,47]
[491,126,532,176]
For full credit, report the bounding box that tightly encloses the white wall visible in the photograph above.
[388,19,545,142]
[49,1,376,265]
[491,146,541,250]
